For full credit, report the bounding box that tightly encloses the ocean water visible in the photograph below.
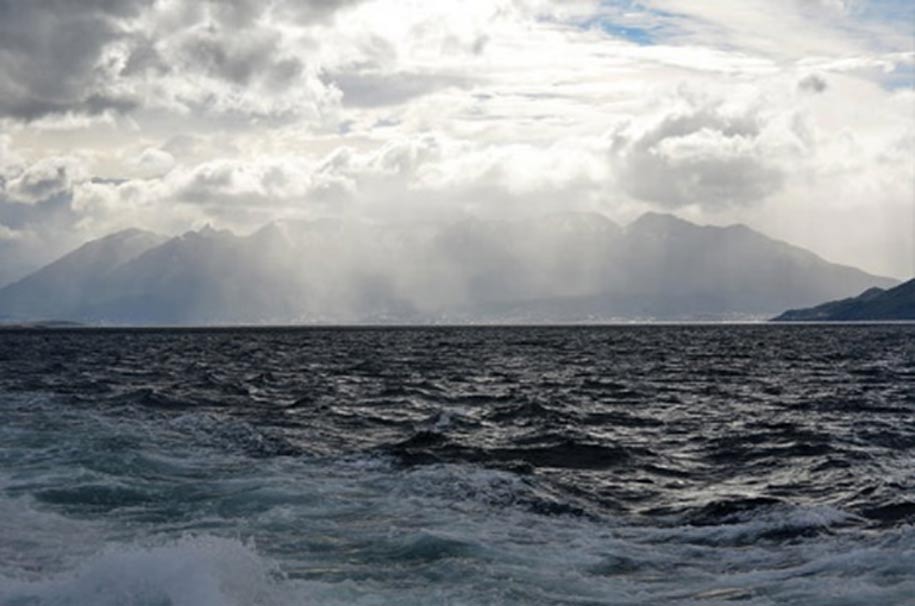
[0,325,913,606]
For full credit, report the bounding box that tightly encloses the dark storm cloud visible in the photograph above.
[178,28,290,86]
[200,0,366,26]
[271,0,368,24]
[0,0,152,120]
[0,0,366,121]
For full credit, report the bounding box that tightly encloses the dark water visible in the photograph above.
[1,325,914,605]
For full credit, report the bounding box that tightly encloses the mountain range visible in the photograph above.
[0,213,898,324]
[773,279,915,321]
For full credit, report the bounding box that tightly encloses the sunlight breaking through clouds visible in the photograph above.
[0,0,912,284]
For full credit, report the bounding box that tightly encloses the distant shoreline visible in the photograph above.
[3,321,915,332]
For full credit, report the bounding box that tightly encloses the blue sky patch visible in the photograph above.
[857,0,915,23]
[600,23,655,45]
[587,1,687,46]
[882,62,915,91]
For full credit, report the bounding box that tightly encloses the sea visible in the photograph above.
[0,325,913,605]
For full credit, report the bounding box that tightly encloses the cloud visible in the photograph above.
[0,151,93,283]
[4,156,88,204]
[798,73,829,93]
[637,0,912,60]
[0,222,19,241]
[269,0,369,24]
[144,19,338,122]
[169,159,311,207]
[0,0,363,124]
[0,0,150,121]
[609,97,799,209]
[0,133,613,239]
[0,134,22,176]
[132,147,176,178]
[329,71,476,108]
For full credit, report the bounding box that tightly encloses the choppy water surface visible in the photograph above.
[1,325,914,605]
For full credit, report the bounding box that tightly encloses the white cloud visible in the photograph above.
[132,147,176,178]
[607,87,808,209]
[4,156,89,204]
[0,134,22,175]
[0,222,20,241]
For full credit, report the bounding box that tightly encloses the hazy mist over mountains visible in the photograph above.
[0,213,896,325]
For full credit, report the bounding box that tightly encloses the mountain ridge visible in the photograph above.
[0,213,898,325]
[0,228,167,320]
[773,279,915,321]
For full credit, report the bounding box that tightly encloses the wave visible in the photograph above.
[2,325,915,604]
[3,508,914,606]
[0,536,304,606]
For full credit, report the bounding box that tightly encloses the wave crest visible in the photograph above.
[0,536,298,606]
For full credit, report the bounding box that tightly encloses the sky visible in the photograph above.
[0,0,913,284]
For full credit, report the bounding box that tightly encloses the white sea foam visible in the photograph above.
[0,536,305,606]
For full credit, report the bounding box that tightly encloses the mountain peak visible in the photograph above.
[628,212,695,232]
[109,227,155,237]
[248,221,295,248]
[536,211,621,233]
[0,227,167,321]
[67,228,165,258]
[183,224,234,240]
